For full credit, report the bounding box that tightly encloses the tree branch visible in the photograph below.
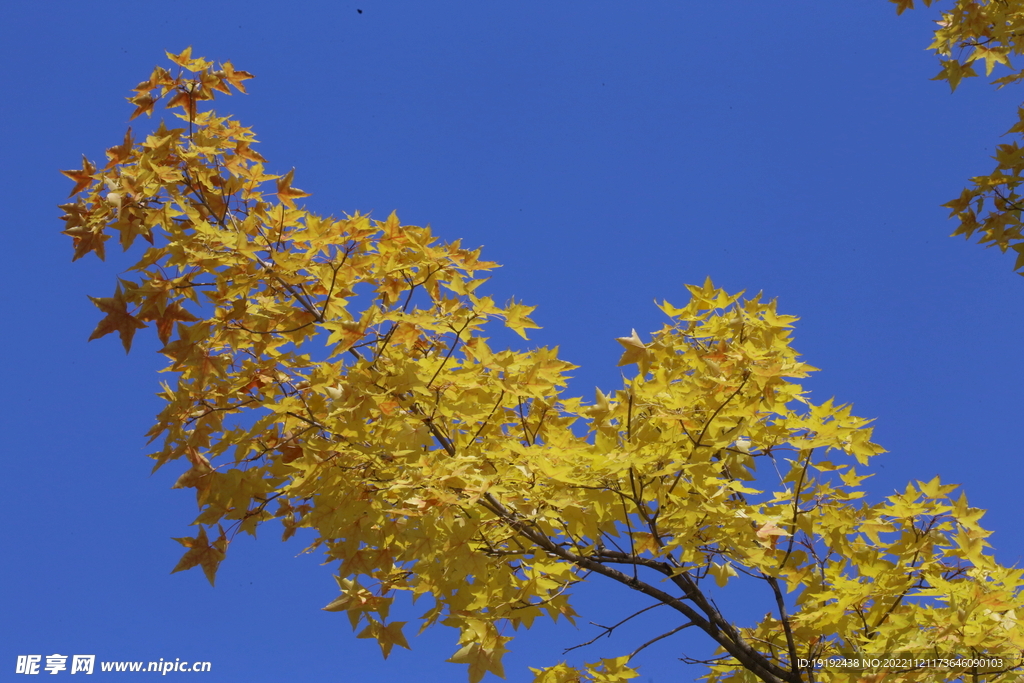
[627,622,694,661]
[478,492,801,683]
[563,603,665,654]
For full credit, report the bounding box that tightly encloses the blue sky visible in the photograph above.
[2,1,1023,681]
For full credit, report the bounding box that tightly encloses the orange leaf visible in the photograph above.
[166,47,193,67]
[128,93,156,120]
[87,284,147,353]
[165,87,197,119]
[165,47,212,72]
[153,302,200,345]
[63,223,110,262]
[220,61,254,93]
[104,128,134,169]
[60,155,96,197]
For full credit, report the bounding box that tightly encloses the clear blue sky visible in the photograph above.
[2,1,1022,681]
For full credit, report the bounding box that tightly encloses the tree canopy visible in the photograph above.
[898,0,1024,273]
[60,46,1024,683]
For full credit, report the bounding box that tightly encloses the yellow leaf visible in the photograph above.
[968,46,1011,77]
[755,520,789,550]
[276,168,311,209]
[448,641,508,683]
[503,299,541,339]
[615,328,651,373]
[710,561,738,588]
[357,619,411,659]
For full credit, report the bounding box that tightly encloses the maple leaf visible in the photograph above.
[170,525,226,586]
[166,47,193,67]
[275,168,311,209]
[932,58,978,92]
[63,224,110,262]
[969,46,1012,77]
[502,299,540,339]
[157,321,210,369]
[891,0,916,16]
[152,302,200,345]
[755,520,789,550]
[128,93,156,120]
[584,387,612,421]
[448,642,508,683]
[219,61,254,93]
[87,284,147,353]
[357,620,411,659]
[60,155,96,197]
[165,87,198,119]
[110,211,155,252]
[104,128,134,169]
[615,328,652,374]
[165,47,211,72]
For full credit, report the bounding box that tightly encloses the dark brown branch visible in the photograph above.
[626,390,634,443]
[317,258,346,320]
[763,571,800,679]
[227,319,317,335]
[779,449,814,569]
[470,391,505,443]
[426,318,472,389]
[255,257,324,322]
[478,492,801,683]
[423,416,456,457]
[516,397,532,446]
[615,487,639,581]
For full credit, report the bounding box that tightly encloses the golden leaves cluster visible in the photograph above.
[64,51,1024,682]
[897,0,1024,273]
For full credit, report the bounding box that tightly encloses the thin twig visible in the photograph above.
[563,603,665,654]
[626,623,694,661]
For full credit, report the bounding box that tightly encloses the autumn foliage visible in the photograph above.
[61,49,1024,682]
[896,0,1024,273]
